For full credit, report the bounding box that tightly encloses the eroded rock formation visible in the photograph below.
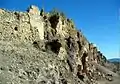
[0,5,119,84]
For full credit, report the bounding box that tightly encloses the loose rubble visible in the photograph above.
[0,5,119,84]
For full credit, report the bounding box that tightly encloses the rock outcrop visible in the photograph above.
[0,5,119,84]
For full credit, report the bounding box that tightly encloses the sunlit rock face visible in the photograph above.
[0,5,119,84]
[28,5,44,40]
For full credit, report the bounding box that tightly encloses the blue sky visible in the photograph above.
[0,0,119,59]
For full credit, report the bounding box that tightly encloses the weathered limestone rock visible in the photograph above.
[28,5,44,40]
[58,47,67,60]
[0,5,119,84]
[0,9,5,14]
[28,5,40,15]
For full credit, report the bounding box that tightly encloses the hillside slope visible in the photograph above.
[0,5,119,84]
[108,58,120,62]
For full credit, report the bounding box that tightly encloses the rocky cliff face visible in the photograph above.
[0,5,119,84]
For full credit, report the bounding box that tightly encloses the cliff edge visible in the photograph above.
[0,5,119,84]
